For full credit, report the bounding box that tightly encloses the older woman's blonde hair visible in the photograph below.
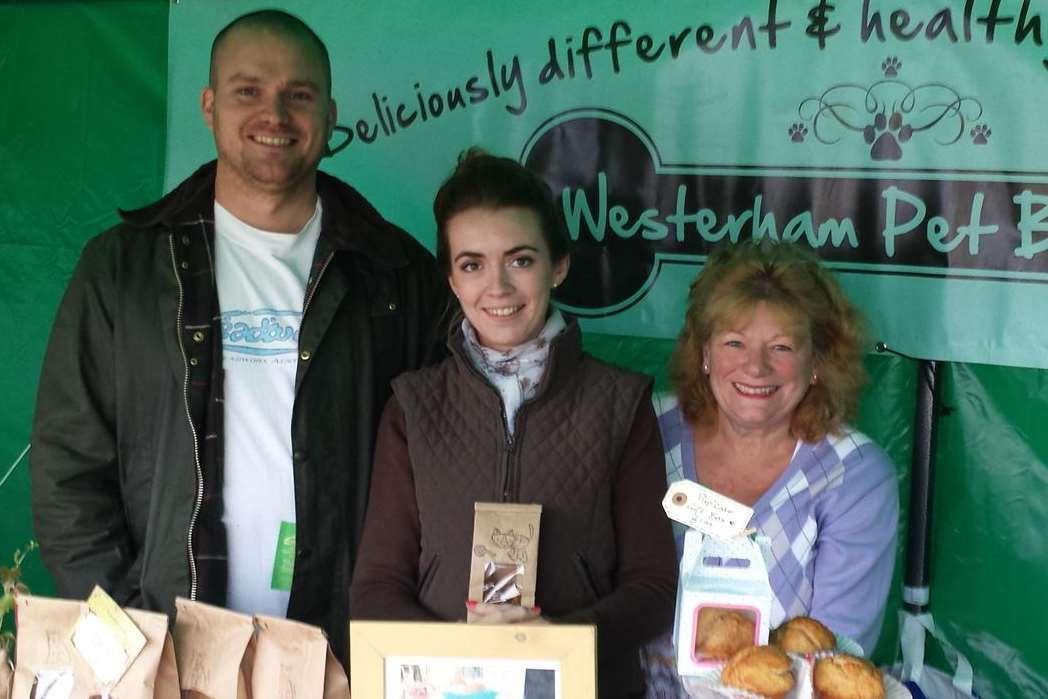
[670,241,867,442]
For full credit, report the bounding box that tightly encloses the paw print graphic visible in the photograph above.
[881,56,902,78]
[863,111,912,160]
[970,123,992,144]
[788,123,808,143]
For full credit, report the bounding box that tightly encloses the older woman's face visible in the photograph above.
[705,301,814,436]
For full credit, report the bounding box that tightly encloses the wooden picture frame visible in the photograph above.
[349,621,596,698]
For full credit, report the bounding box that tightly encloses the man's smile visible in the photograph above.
[250,134,294,146]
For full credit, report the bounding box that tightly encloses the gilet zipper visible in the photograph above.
[459,330,563,502]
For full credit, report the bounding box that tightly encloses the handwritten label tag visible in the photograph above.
[662,480,753,539]
[32,669,74,699]
[70,586,147,689]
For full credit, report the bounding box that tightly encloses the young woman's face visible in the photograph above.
[446,207,568,352]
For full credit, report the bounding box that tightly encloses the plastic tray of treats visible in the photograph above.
[681,616,911,699]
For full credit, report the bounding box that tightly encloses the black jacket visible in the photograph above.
[31,161,449,661]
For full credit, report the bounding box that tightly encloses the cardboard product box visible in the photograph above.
[674,529,773,676]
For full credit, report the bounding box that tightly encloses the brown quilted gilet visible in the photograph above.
[391,321,651,622]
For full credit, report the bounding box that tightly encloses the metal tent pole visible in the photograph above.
[879,350,978,694]
[903,358,939,615]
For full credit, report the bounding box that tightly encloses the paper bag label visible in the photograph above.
[70,586,146,688]
[72,612,128,686]
[32,669,74,699]
[84,586,148,655]
[663,480,753,539]
[271,520,297,591]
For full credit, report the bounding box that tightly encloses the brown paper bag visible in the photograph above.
[321,647,349,699]
[124,608,179,699]
[153,633,180,699]
[11,594,176,699]
[250,616,327,699]
[0,648,12,699]
[467,503,542,621]
[11,595,89,698]
[172,598,253,699]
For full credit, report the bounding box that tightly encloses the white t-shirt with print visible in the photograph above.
[214,199,321,617]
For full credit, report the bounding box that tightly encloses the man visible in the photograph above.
[31,10,447,660]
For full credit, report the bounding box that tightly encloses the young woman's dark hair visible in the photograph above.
[432,148,571,275]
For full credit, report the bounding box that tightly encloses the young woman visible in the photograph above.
[351,150,677,698]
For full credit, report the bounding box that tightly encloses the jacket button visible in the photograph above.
[297,547,312,561]
[180,261,189,270]
[181,235,190,245]
[189,357,199,366]
[388,302,397,311]
[300,350,311,361]
[192,331,205,343]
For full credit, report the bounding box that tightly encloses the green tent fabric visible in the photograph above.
[0,0,168,598]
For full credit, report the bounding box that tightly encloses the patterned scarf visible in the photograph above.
[462,309,566,436]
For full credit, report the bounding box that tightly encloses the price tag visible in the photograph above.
[70,586,147,689]
[662,480,753,539]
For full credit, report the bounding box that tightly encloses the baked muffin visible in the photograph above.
[770,615,837,654]
[721,645,795,699]
[813,654,885,699]
[694,607,756,659]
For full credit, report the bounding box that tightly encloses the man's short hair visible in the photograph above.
[209,9,332,94]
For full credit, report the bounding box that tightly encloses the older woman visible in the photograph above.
[646,241,898,694]
[350,150,677,698]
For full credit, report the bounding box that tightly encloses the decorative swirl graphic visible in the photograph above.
[796,59,987,160]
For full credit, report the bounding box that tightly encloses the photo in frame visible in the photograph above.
[349,621,596,699]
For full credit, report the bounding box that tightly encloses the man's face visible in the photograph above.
[201,28,335,197]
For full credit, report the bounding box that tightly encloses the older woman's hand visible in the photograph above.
[465,601,547,624]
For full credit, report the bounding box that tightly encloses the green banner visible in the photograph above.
[167,0,1048,370]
